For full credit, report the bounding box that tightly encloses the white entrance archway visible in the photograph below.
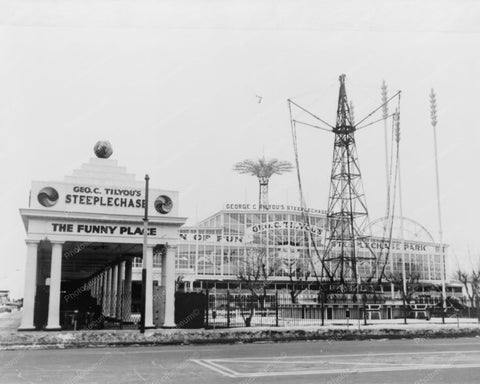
[19,150,186,331]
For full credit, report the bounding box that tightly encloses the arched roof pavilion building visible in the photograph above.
[176,204,449,302]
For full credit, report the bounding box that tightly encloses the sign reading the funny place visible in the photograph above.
[49,222,158,237]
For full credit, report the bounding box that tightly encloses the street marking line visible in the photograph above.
[206,349,480,362]
[207,360,240,376]
[192,350,480,378]
[190,359,236,378]
[231,363,480,378]
[193,360,480,378]
[205,359,427,366]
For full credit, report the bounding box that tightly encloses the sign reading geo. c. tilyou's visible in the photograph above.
[30,181,178,216]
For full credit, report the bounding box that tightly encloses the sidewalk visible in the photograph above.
[2,311,480,351]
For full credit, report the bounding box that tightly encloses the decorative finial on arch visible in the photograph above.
[94,140,113,159]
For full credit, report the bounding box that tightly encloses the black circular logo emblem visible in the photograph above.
[154,195,173,214]
[37,187,59,207]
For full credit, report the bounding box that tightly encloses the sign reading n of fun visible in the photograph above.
[179,233,248,244]
[31,181,178,217]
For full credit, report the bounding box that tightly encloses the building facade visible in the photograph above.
[173,203,452,302]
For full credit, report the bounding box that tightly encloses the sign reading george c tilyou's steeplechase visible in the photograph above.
[30,181,178,216]
[65,186,144,208]
[224,203,327,214]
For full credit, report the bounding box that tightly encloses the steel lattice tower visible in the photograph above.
[323,74,372,285]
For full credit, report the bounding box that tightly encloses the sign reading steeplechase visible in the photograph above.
[65,186,145,208]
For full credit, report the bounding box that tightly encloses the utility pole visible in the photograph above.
[430,89,446,324]
[140,174,149,333]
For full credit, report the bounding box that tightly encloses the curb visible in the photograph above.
[1,326,480,351]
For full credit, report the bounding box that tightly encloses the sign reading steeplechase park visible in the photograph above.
[331,239,435,253]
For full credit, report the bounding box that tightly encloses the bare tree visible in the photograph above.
[283,254,311,304]
[233,157,293,208]
[236,244,281,326]
[456,269,480,314]
[385,270,421,324]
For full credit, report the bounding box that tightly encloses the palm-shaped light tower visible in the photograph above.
[233,157,293,209]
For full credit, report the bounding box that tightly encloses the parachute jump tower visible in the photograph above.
[289,74,401,290]
[323,75,372,285]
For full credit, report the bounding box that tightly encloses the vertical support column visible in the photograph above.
[162,244,177,328]
[116,261,125,320]
[103,268,111,316]
[93,275,101,302]
[91,276,96,299]
[110,264,118,319]
[46,241,63,330]
[95,274,101,305]
[144,245,154,328]
[97,275,102,301]
[88,276,97,297]
[123,259,132,322]
[19,240,39,330]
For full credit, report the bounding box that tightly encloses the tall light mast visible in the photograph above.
[430,89,447,321]
[394,111,407,301]
[381,81,390,216]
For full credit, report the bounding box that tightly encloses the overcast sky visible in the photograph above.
[1,0,479,297]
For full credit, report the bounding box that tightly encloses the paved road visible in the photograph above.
[1,337,480,383]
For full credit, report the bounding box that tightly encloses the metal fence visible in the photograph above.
[203,290,476,328]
